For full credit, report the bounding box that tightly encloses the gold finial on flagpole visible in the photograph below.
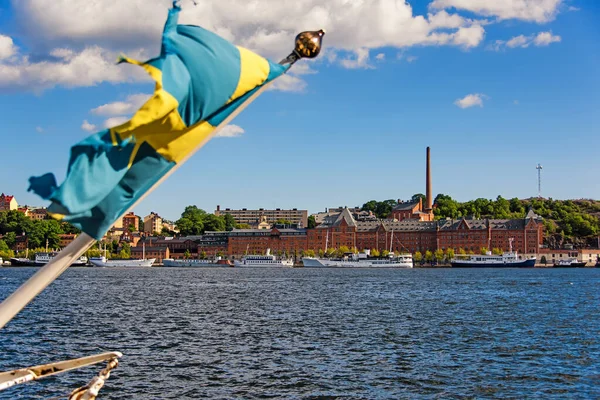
[280,29,326,65]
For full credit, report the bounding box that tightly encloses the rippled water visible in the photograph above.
[0,267,599,399]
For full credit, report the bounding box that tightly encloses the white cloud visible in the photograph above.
[375,53,385,61]
[35,126,44,133]
[397,52,418,63]
[81,120,97,132]
[214,124,245,138]
[2,0,494,91]
[103,116,129,128]
[491,31,561,50]
[568,6,580,11]
[454,93,487,108]
[0,35,16,60]
[507,35,531,48]
[0,45,148,91]
[533,31,561,46]
[340,48,372,69]
[268,74,307,93]
[91,93,151,116]
[513,100,519,105]
[429,0,563,23]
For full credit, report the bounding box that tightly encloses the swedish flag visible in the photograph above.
[28,2,289,240]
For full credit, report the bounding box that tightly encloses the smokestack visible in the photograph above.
[425,147,432,211]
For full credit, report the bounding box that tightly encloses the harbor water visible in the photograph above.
[0,267,599,399]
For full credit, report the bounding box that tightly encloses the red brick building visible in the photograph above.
[390,198,434,222]
[228,228,307,257]
[122,212,139,232]
[196,232,229,256]
[130,246,169,264]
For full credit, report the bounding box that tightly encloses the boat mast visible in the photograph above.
[143,241,146,260]
[390,229,393,254]
[325,230,329,252]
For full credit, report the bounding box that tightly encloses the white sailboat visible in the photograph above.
[89,242,155,267]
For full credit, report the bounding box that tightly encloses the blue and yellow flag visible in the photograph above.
[28,2,289,240]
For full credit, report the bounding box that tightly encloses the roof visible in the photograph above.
[392,200,420,211]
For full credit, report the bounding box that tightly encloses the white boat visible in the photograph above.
[89,256,156,267]
[35,252,89,267]
[162,257,233,267]
[450,239,536,268]
[302,251,413,268]
[89,242,155,267]
[234,248,293,267]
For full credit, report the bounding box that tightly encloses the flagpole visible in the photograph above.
[0,29,325,330]
[0,84,277,330]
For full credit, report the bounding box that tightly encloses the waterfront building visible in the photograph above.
[214,205,308,228]
[130,246,169,264]
[227,227,307,258]
[143,212,163,234]
[196,232,229,256]
[153,237,197,259]
[122,212,139,232]
[0,194,18,211]
[58,234,78,248]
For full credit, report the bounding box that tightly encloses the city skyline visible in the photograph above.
[1,1,599,222]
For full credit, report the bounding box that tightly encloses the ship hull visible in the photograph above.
[553,262,587,268]
[89,258,156,267]
[162,259,232,267]
[233,261,293,267]
[302,257,413,268]
[451,259,536,268]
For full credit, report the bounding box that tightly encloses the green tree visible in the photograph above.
[305,249,316,257]
[176,206,207,235]
[492,247,503,255]
[425,250,433,263]
[381,250,390,258]
[445,248,455,262]
[119,242,131,259]
[275,218,292,226]
[237,223,252,229]
[434,249,444,263]
[337,245,350,257]
[0,239,14,260]
[223,213,236,231]
[411,193,426,203]
[480,247,488,255]
[540,255,547,265]
[371,248,380,257]
[458,247,467,255]
[203,214,226,232]
[413,251,423,263]
[3,231,16,248]
[200,251,207,259]
[307,215,317,229]
[184,249,191,259]
[318,249,325,258]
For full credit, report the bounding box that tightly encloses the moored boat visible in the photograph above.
[553,258,586,268]
[234,249,293,267]
[162,257,233,267]
[9,252,88,267]
[89,256,156,268]
[302,250,413,268]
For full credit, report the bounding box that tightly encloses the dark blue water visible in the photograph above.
[0,267,599,399]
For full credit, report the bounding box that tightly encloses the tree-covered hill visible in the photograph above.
[362,195,600,248]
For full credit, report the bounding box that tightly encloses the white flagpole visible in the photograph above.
[0,82,276,329]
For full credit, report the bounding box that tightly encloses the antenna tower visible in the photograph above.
[536,164,543,198]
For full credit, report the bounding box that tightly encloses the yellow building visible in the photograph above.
[0,194,18,211]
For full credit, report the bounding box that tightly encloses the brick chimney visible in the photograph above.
[425,146,433,212]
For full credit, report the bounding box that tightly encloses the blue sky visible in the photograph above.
[0,0,599,221]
